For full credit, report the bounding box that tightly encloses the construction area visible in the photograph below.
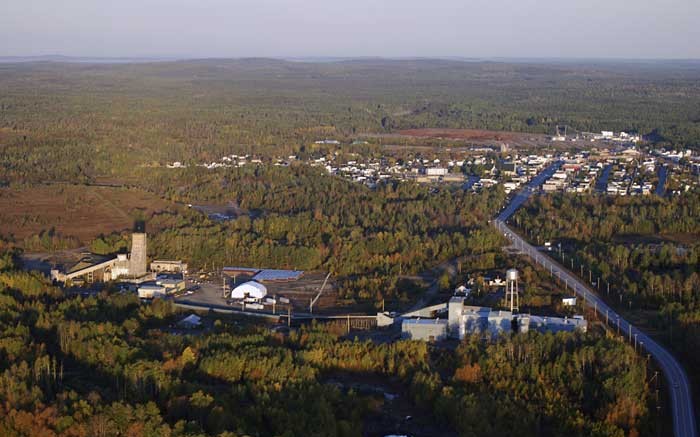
[175,266,341,317]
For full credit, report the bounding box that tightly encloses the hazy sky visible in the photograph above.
[2,0,699,59]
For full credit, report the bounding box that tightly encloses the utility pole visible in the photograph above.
[628,325,632,343]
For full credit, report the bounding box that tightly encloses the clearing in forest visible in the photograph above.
[0,184,174,243]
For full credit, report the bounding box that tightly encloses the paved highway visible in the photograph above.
[495,162,698,437]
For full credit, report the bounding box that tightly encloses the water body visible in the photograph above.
[190,203,262,221]
[655,165,668,196]
[595,164,612,193]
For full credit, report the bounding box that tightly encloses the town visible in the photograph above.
[167,133,699,205]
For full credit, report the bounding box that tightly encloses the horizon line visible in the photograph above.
[1,54,700,64]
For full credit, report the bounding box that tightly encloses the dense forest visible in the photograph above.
[0,252,656,436]
[511,192,700,415]
[2,59,700,186]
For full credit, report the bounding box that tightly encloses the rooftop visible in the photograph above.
[66,254,115,274]
[252,269,304,282]
[402,318,448,325]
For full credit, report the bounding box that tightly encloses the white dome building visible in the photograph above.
[230,281,267,300]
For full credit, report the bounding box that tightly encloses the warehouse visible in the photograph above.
[230,281,268,300]
[138,283,167,299]
[156,277,186,294]
[222,266,260,277]
[401,319,448,341]
[151,260,188,274]
[222,267,304,283]
[252,269,304,282]
[521,315,587,334]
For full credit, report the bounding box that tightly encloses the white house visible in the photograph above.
[562,297,577,307]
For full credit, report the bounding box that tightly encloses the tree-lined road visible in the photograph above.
[495,162,697,437]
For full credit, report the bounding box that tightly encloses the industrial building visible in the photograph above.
[137,283,167,299]
[399,296,587,341]
[402,319,448,341]
[222,267,304,284]
[136,276,185,300]
[150,260,188,274]
[448,297,514,339]
[50,228,186,289]
[51,231,151,284]
[521,314,587,334]
[222,266,260,277]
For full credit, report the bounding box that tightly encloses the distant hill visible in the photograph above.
[0,55,178,64]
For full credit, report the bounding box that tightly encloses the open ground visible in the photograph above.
[0,184,176,242]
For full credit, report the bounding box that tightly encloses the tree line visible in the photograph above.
[0,251,655,436]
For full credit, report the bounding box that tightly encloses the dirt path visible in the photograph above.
[90,187,131,222]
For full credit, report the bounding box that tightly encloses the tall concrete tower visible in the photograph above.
[448,296,466,339]
[130,231,147,277]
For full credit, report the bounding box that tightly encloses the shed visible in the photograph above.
[562,297,577,307]
[177,314,202,329]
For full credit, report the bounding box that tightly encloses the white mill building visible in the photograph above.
[400,268,587,341]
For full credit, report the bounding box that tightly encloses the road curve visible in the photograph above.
[495,162,697,437]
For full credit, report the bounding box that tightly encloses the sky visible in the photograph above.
[1,0,699,59]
